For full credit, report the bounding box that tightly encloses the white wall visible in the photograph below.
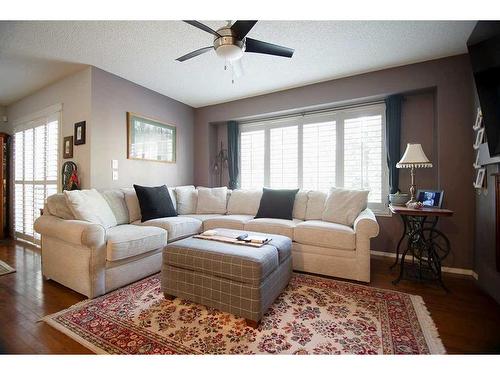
[90,67,195,189]
[6,67,92,188]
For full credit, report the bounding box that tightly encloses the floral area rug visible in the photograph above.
[42,273,445,354]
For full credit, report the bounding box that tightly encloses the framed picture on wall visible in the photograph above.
[127,112,176,163]
[74,121,86,145]
[474,168,486,189]
[63,136,73,159]
[473,128,485,150]
[473,107,482,131]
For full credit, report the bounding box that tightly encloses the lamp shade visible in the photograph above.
[396,143,433,169]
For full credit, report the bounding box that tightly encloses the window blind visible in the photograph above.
[240,129,265,189]
[14,113,59,244]
[302,119,336,191]
[344,114,383,204]
[239,103,388,213]
[270,125,298,188]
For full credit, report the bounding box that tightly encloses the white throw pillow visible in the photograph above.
[101,190,129,225]
[292,190,309,220]
[227,189,263,215]
[64,189,118,228]
[305,190,328,220]
[122,187,141,223]
[196,187,228,214]
[322,187,369,226]
[175,185,198,215]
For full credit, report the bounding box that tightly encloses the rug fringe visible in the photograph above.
[409,295,446,354]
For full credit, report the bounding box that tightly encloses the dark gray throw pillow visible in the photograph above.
[255,187,299,220]
[133,184,177,222]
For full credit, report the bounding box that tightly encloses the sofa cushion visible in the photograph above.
[106,224,167,261]
[255,188,299,220]
[101,190,129,225]
[175,185,198,214]
[322,187,369,226]
[134,184,177,222]
[122,187,177,223]
[227,189,263,215]
[133,216,202,241]
[292,190,309,220]
[180,214,224,222]
[203,215,254,231]
[305,190,327,220]
[196,186,228,214]
[46,193,75,220]
[244,218,302,238]
[64,189,117,229]
[294,220,355,250]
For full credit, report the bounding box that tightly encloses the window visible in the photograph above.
[14,111,59,244]
[240,129,265,189]
[239,103,388,213]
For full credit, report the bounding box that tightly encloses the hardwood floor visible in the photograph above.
[1,239,499,354]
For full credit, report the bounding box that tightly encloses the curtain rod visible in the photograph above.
[237,99,386,125]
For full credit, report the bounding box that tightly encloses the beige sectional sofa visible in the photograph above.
[34,186,379,298]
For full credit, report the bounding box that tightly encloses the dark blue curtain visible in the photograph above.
[385,95,404,194]
[227,121,240,189]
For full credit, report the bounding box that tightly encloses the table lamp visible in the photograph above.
[396,143,433,206]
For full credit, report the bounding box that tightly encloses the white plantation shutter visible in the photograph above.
[14,112,60,244]
[344,114,384,209]
[240,129,265,189]
[302,115,336,191]
[239,103,388,213]
[270,125,298,188]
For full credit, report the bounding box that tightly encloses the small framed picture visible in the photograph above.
[416,189,444,208]
[473,107,483,131]
[63,136,73,159]
[74,121,86,145]
[473,128,485,150]
[474,168,486,189]
[473,150,482,169]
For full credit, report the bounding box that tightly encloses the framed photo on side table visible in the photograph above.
[416,189,444,208]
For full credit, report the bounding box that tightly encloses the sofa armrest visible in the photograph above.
[353,208,379,238]
[34,214,106,248]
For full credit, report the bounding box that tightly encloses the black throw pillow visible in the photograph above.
[133,184,177,222]
[255,187,299,220]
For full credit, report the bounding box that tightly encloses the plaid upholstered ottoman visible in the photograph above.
[161,228,292,327]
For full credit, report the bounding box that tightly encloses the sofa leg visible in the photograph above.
[245,319,260,329]
[163,293,176,301]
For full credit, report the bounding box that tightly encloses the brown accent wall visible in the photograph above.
[194,55,475,269]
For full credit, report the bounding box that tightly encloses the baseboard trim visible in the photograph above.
[371,250,479,280]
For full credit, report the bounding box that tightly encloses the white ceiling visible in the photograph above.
[0,21,476,107]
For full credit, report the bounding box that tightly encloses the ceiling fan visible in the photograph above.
[176,20,294,63]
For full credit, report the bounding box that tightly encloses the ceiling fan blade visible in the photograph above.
[245,37,294,58]
[176,46,213,62]
[183,21,221,37]
[231,21,258,39]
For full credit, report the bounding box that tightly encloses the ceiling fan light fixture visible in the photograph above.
[215,43,244,61]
